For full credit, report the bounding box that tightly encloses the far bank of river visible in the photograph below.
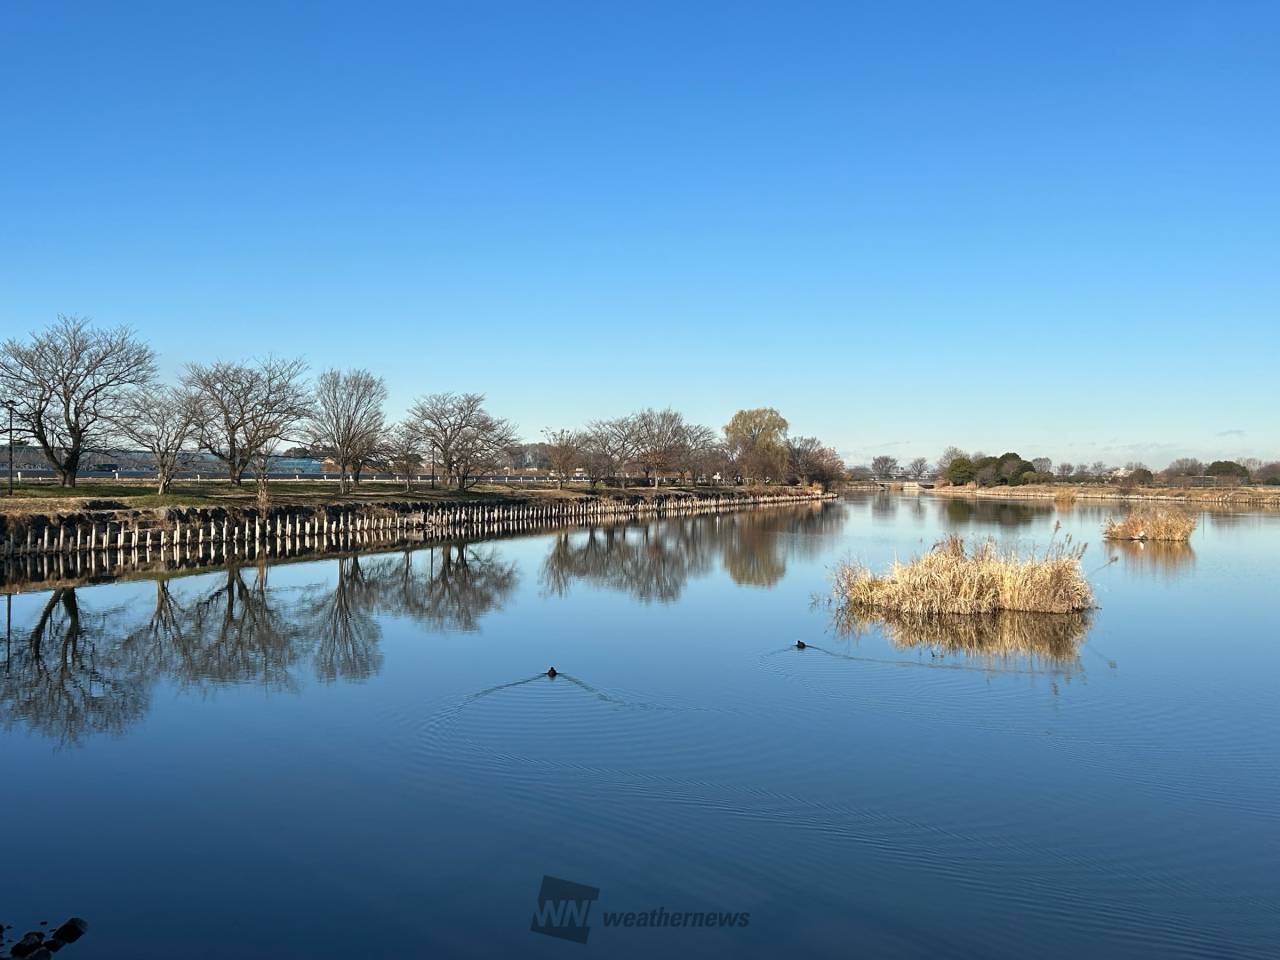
[926,482,1280,506]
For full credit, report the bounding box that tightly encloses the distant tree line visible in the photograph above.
[0,316,847,493]
[854,444,1279,488]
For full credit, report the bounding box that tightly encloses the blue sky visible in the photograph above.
[2,1,1276,468]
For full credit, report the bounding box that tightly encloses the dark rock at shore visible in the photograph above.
[10,930,45,958]
[47,920,86,946]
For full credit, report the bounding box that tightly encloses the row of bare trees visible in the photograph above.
[0,317,514,491]
[0,316,846,491]
[537,407,845,490]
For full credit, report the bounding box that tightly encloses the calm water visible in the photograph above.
[2,496,1277,959]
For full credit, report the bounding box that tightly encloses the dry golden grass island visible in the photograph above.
[1102,507,1198,542]
[833,532,1095,617]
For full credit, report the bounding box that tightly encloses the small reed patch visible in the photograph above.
[1102,507,1197,542]
[833,533,1094,616]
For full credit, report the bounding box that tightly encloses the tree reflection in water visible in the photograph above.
[300,556,385,682]
[362,544,519,632]
[540,524,712,602]
[2,538,520,743]
[938,498,1055,529]
[1,589,149,743]
[541,503,846,599]
[2,505,847,742]
[124,564,308,693]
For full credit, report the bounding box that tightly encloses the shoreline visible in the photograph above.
[0,487,834,572]
[924,483,1280,506]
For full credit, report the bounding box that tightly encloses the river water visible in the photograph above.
[2,495,1276,959]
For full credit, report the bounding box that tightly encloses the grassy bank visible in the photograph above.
[833,534,1094,616]
[928,483,1280,506]
[0,479,794,517]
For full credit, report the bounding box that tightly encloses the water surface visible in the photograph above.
[2,496,1277,959]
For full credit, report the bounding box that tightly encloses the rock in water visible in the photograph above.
[50,918,88,945]
[10,931,45,958]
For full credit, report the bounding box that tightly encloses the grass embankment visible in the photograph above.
[0,479,806,517]
[1103,507,1197,542]
[833,533,1094,616]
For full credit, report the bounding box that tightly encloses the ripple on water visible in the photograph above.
[389,663,1278,959]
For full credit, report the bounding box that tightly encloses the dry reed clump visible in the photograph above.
[832,533,1094,616]
[1102,507,1197,542]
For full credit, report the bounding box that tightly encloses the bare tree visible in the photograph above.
[115,386,200,494]
[584,415,639,488]
[789,436,846,488]
[184,357,312,485]
[306,368,387,493]
[787,436,823,484]
[0,315,156,486]
[676,424,719,484]
[633,407,687,486]
[936,446,967,472]
[1056,461,1075,479]
[410,392,517,489]
[543,428,584,489]
[870,455,899,478]
[1163,457,1204,479]
[807,445,847,490]
[907,456,930,479]
[382,420,423,492]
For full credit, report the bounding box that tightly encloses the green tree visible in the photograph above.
[1206,460,1250,479]
[946,457,976,485]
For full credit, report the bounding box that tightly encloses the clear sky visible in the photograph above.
[2,1,1276,469]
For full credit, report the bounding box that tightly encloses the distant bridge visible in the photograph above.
[873,478,934,491]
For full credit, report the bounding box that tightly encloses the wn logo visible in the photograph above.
[530,875,600,944]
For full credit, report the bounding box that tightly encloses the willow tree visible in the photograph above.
[723,407,789,483]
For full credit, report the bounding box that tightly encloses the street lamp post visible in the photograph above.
[4,401,13,496]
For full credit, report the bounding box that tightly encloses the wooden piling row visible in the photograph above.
[1,490,835,567]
